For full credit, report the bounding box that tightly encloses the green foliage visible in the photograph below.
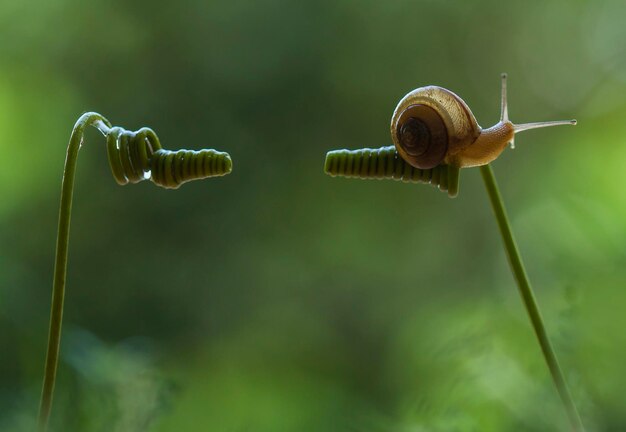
[1,0,625,430]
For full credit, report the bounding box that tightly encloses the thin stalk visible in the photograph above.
[38,113,110,432]
[479,164,584,432]
[38,113,232,430]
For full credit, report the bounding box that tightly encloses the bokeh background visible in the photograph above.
[1,0,625,430]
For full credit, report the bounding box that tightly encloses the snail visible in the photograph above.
[325,74,576,197]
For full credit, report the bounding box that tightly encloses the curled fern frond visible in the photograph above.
[104,122,232,189]
[324,146,460,197]
[39,112,232,432]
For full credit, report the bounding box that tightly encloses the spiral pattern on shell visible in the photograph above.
[105,125,232,189]
[393,104,449,170]
[390,85,481,170]
[324,146,460,197]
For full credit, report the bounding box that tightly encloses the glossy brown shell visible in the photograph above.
[393,104,448,169]
[390,86,481,168]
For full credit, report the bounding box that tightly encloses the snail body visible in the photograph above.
[326,74,576,197]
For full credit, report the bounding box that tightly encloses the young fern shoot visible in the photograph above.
[323,75,583,431]
[39,112,232,431]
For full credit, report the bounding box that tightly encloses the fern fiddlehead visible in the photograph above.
[323,75,583,431]
[324,146,460,197]
[104,124,231,188]
[38,112,232,431]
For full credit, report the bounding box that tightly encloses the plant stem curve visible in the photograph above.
[38,113,111,432]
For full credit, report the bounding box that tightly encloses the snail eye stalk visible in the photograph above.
[38,112,232,431]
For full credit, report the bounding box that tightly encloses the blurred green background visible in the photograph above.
[1,0,625,430]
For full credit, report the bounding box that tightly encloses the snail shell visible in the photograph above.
[390,86,480,169]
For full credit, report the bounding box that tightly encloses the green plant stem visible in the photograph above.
[479,164,584,432]
[38,113,111,432]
